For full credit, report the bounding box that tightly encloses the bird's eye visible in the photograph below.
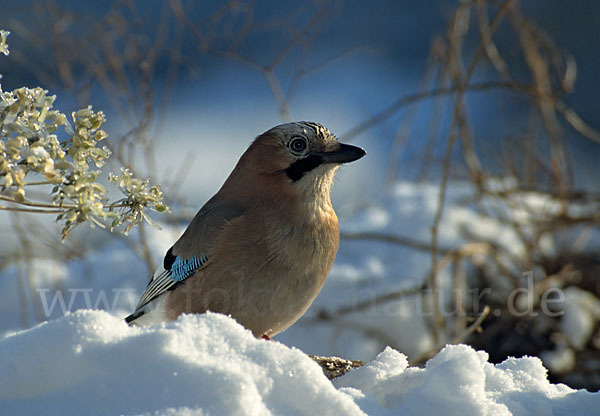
[290,137,307,153]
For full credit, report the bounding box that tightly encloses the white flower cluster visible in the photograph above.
[0,31,167,238]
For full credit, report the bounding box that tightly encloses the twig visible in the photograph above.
[316,281,427,318]
[341,81,533,140]
[137,221,156,276]
[0,205,65,214]
[555,100,600,144]
[340,231,453,254]
[0,195,76,210]
[410,305,491,365]
[451,305,491,344]
[22,181,53,186]
[309,355,365,380]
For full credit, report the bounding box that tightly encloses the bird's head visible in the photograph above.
[249,121,365,185]
[219,122,365,205]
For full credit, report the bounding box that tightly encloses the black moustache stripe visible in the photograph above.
[285,154,323,182]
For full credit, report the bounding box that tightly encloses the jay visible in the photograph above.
[126,121,365,338]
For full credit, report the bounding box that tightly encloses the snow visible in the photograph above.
[1,310,597,416]
[560,286,600,350]
[0,311,362,416]
[337,345,598,415]
[540,286,600,374]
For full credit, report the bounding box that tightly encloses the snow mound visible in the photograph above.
[337,346,598,415]
[0,311,597,416]
[0,311,361,416]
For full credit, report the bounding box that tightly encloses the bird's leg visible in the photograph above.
[261,334,272,341]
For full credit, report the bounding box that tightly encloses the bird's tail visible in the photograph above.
[124,310,144,325]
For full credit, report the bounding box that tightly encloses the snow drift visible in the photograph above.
[1,310,597,416]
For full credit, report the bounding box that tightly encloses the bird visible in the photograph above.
[125,121,365,338]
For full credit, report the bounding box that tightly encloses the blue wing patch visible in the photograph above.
[171,255,210,282]
[133,250,210,311]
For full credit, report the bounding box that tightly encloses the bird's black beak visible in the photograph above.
[319,143,366,164]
